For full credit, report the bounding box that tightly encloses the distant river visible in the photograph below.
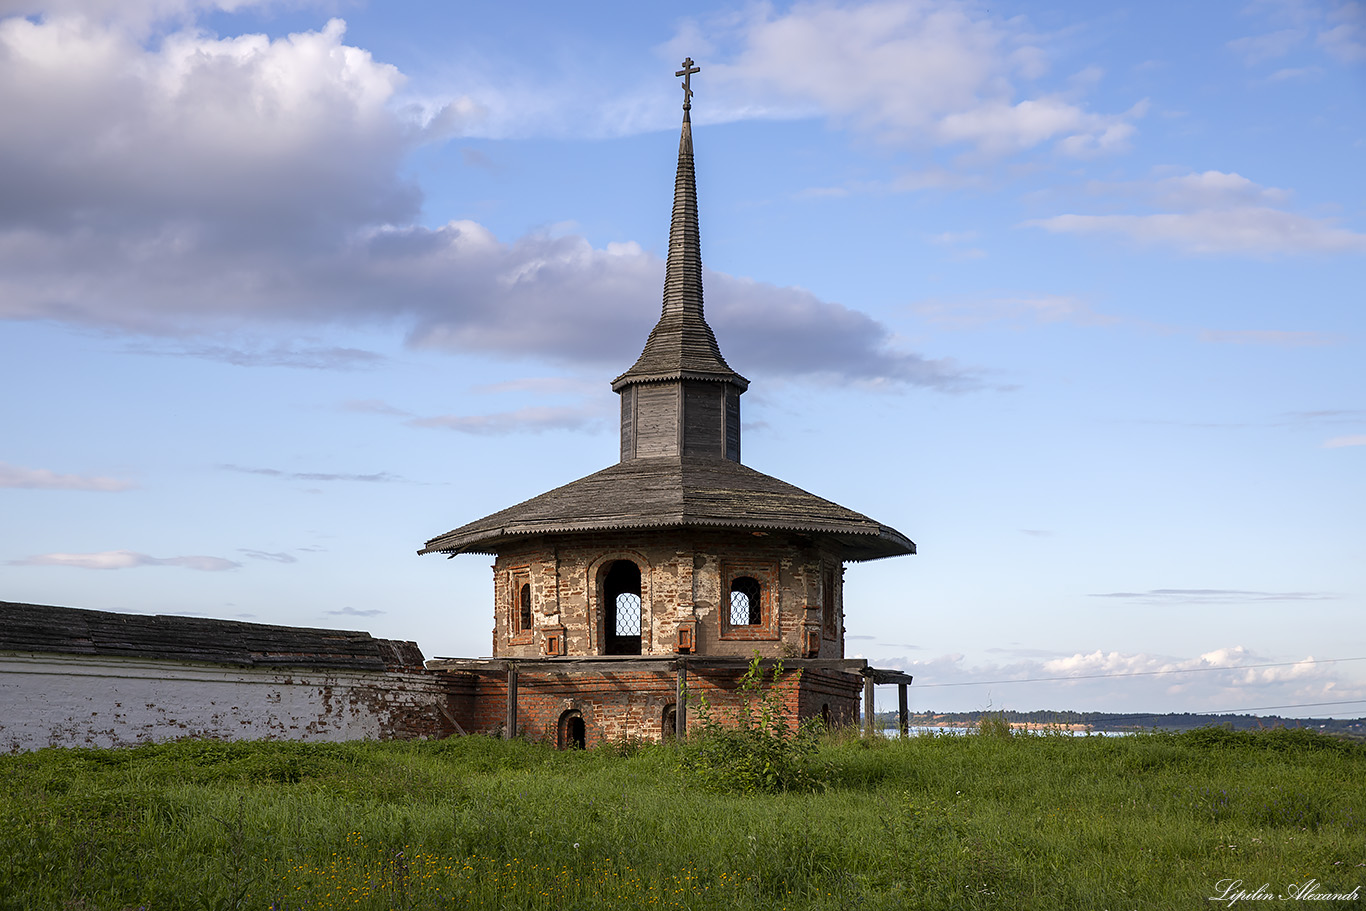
[884,725,1132,737]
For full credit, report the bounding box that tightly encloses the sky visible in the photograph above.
[1,0,1363,719]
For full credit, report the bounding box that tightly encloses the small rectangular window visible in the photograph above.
[822,566,838,638]
[509,568,533,642]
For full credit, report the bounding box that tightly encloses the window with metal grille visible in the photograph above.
[614,592,641,636]
[729,576,762,626]
[603,559,643,655]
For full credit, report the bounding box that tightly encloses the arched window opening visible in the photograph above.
[558,709,586,750]
[662,703,678,741]
[603,560,642,655]
[821,566,837,637]
[729,576,763,626]
[519,582,532,633]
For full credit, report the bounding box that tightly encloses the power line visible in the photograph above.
[912,655,1366,688]
[1210,699,1366,714]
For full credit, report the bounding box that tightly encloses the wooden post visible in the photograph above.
[676,658,687,738]
[863,673,875,738]
[505,663,518,739]
[898,682,909,738]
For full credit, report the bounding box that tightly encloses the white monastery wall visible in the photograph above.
[0,652,451,753]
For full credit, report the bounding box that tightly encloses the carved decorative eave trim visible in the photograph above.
[610,369,749,392]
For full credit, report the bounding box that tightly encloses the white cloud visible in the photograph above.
[878,646,1366,715]
[1031,170,1360,259]
[1319,2,1366,62]
[407,405,604,435]
[0,462,136,491]
[914,294,1115,330]
[0,16,414,247]
[343,399,412,417]
[1090,589,1338,604]
[1324,434,1366,448]
[1228,1,1365,66]
[471,377,600,396]
[0,12,969,389]
[239,549,298,563]
[221,465,402,482]
[928,230,980,245]
[1150,170,1292,210]
[1198,329,1335,346]
[1264,65,1324,81]
[1030,209,1366,255]
[703,1,1141,157]
[129,342,385,369]
[1228,28,1307,64]
[9,549,240,570]
[941,97,1140,158]
[0,0,272,32]
[325,605,385,617]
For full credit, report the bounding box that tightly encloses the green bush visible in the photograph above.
[683,656,827,793]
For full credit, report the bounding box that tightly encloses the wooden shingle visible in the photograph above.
[419,455,914,561]
[0,601,425,670]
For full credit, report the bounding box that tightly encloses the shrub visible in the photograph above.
[974,711,1013,739]
[682,656,827,794]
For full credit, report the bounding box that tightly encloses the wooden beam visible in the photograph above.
[425,655,871,675]
[866,668,915,685]
[505,663,518,739]
[863,674,875,738]
[898,682,909,739]
[676,659,687,738]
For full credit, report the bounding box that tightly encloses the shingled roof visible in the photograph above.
[419,455,915,561]
[0,601,425,670]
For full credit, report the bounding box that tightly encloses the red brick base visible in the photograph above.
[440,667,860,748]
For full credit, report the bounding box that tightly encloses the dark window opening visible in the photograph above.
[559,710,586,750]
[519,582,532,633]
[604,560,642,655]
[662,703,678,741]
[821,703,831,728]
[729,576,762,626]
[822,566,836,637]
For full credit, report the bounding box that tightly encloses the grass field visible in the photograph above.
[1,725,1362,910]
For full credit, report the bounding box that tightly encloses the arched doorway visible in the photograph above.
[662,703,678,741]
[558,709,586,750]
[603,560,642,655]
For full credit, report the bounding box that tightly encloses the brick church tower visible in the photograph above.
[421,61,914,747]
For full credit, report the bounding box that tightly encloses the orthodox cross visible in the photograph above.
[676,57,700,111]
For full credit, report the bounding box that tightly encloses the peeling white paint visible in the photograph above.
[0,652,448,752]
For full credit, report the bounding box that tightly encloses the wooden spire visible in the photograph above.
[612,61,746,393]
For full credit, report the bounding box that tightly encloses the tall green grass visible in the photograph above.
[1,728,1361,910]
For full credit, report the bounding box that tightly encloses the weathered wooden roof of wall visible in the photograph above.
[419,456,915,561]
[0,601,426,670]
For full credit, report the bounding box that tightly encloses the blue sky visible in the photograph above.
[1,0,1363,717]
